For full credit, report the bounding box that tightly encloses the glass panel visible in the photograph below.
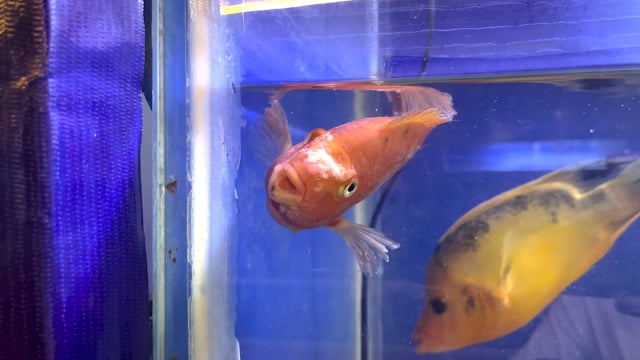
[228,0,640,84]
[153,1,640,359]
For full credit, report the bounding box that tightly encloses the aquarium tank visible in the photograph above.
[151,0,640,359]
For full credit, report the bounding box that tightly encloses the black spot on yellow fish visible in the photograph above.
[536,189,576,210]
[509,194,530,212]
[579,165,614,181]
[549,210,558,224]
[436,219,490,254]
[500,262,512,284]
[574,157,631,191]
[581,189,608,209]
[430,297,447,314]
[484,194,530,221]
[465,295,476,315]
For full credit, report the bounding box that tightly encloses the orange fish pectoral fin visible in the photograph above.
[330,218,401,276]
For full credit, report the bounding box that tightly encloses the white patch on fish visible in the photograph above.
[302,146,348,181]
[279,203,300,217]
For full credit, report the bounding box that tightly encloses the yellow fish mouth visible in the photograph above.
[268,162,305,206]
[413,320,443,354]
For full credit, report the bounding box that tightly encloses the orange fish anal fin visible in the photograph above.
[255,97,293,164]
[330,218,401,276]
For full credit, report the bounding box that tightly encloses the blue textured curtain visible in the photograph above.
[0,0,150,358]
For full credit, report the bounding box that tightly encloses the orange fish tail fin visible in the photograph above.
[387,86,457,120]
[388,107,452,131]
[253,97,293,164]
[330,219,400,276]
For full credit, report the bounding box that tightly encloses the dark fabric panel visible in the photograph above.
[0,1,51,358]
[143,0,152,108]
[47,0,150,358]
[0,0,150,358]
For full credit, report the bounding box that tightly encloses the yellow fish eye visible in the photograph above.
[341,181,358,198]
[430,297,448,314]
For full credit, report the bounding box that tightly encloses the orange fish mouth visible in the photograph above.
[268,162,306,206]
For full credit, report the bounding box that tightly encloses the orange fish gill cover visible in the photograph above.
[258,84,457,276]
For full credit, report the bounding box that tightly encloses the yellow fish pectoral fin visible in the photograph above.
[488,232,515,308]
[492,284,512,308]
[493,260,514,307]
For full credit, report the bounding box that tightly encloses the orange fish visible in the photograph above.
[259,85,457,275]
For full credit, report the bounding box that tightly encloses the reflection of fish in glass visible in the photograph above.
[259,85,456,275]
[414,156,640,353]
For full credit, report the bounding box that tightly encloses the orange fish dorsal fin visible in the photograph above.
[386,107,451,131]
[272,84,457,119]
[303,128,327,144]
[255,97,293,164]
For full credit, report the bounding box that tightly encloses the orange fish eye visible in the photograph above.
[340,181,358,198]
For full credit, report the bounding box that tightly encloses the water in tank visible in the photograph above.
[152,0,640,359]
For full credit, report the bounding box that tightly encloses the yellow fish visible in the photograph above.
[413,156,640,353]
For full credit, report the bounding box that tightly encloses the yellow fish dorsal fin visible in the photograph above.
[386,107,451,130]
